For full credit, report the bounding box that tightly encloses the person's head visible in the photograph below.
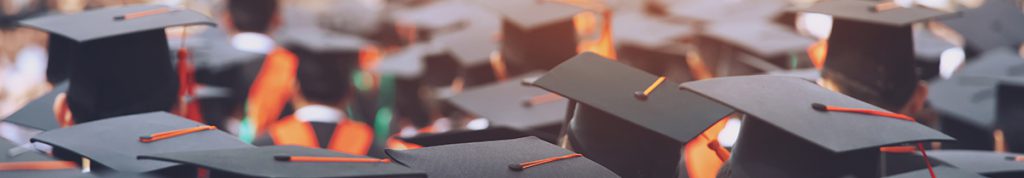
[223,0,279,34]
[291,46,355,108]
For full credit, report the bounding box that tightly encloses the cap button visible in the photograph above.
[508,164,525,171]
[811,103,828,111]
[633,91,648,101]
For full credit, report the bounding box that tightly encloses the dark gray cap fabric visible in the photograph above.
[0,138,86,178]
[470,0,584,30]
[680,75,954,152]
[3,82,68,131]
[702,21,814,58]
[140,146,426,178]
[448,72,566,131]
[939,0,1024,53]
[883,166,987,178]
[926,150,1024,177]
[386,136,618,178]
[31,112,252,173]
[20,5,214,42]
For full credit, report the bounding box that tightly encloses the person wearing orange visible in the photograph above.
[252,44,376,156]
[214,0,294,140]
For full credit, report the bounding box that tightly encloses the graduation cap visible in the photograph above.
[914,27,960,80]
[612,11,696,82]
[29,112,252,174]
[923,150,1024,178]
[530,52,734,177]
[139,145,426,178]
[3,82,68,131]
[472,0,583,73]
[666,0,787,23]
[391,0,499,40]
[939,0,1024,55]
[386,136,618,177]
[0,138,86,178]
[398,127,538,147]
[428,21,503,87]
[803,0,953,111]
[20,5,216,123]
[678,75,953,178]
[928,47,1024,151]
[702,21,815,60]
[767,68,821,82]
[884,166,986,178]
[447,72,566,139]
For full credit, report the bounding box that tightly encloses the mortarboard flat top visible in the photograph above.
[767,68,821,82]
[448,72,566,131]
[801,0,952,27]
[925,150,1024,177]
[30,112,252,173]
[375,43,430,79]
[679,75,953,152]
[914,27,958,59]
[20,5,215,42]
[278,27,367,53]
[386,136,618,178]
[470,0,584,30]
[703,21,814,58]
[3,82,68,131]
[883,166,986,178]
[391,0,482,31]
[1,138,86,177]
[430,22,501,67]
[532,52,735,143]
[929,47,1024,130]
[939,0,1024,52]
[612,11,694,49]
[667,0,787,23]
[399,127,539,147]
[139,146,426,178]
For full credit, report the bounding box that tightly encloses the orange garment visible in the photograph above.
[246,48,299,135]
[268,116,374,155]
[684,118,731,178]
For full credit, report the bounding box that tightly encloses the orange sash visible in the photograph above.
[268,116,373,155]
[246,48,298,135]
[684,118,731,178]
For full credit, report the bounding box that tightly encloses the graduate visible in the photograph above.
[253,40,379,156]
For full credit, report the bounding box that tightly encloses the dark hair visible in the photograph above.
[226,0,277,33]
[293,46,356,106]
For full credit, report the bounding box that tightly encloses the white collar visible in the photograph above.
[230,32,275,54]
[294,105,345,123]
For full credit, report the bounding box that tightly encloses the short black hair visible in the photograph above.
[292,46,357,106]
[226,0,277,33]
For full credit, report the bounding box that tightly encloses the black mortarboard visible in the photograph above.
[473,0,583,73]
[884,166,986,178]
[666,0,787,23]
[20,5,216,123]
[531,52,734,177]
[767,68,821,82]
[939,0,1024,55]
[429,20,503,87]
[803,0,953,111]
[139,146,426,178]
[30,112,252,174]
[702,21,814,59]
[3,82,68,131]
[914,27,959,80]
[399,127,536,147]
[447,72,566,138]
[929,47,1024,151]
[679,75,953,178]
[0,138,86,178]
[74,172,169,178]
[612,11,695,82]
[386,136,618,177]
[926,150,1024,178]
